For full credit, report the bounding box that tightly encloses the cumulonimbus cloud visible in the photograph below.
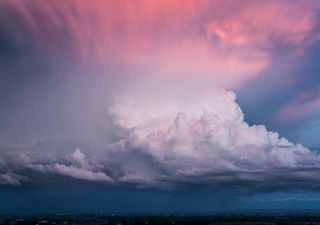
[0,0,320,193]
[2,87,320,192]
[106,88,320,191]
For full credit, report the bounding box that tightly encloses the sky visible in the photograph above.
[1,0,320,214]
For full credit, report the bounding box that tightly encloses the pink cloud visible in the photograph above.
[278,86,320,121]
[2,0,319,87]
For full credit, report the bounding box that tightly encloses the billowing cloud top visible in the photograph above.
[106,87,320,190]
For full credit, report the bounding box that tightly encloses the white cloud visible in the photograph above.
[107,88,320,190]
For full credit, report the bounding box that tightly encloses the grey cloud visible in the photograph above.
[26,149,112,183]
[0,172,26,186]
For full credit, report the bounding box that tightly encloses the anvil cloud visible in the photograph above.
[1,0,318,87]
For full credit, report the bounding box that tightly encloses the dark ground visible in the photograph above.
[2,212,320,225]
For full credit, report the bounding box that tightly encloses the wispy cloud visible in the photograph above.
[1,0,318,87]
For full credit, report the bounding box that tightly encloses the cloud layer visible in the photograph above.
[1,87,320,192]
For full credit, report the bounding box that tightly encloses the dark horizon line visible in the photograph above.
[2,209,320,217]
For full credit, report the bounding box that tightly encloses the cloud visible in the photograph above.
[0,155,25,185]
[0,173,26,186]
[1,0,319,88]
[0,1,320,193]
[0,87,320,191]
[106,88,320,191]
[38,163,111,182]
[27,148,112,183]
[278,85,320,121]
